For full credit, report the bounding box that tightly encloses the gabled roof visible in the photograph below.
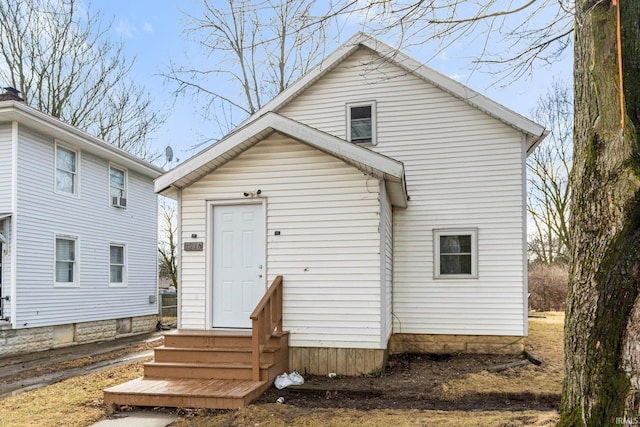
[155,112,408,207]
[241,32,547,153]
[0,101,164,178]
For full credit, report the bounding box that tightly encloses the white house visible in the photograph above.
[0,92,164,357]
[155,33,547,376]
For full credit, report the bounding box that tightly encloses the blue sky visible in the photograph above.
[94,1,573,165]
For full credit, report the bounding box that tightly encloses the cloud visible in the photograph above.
[143,22,153,33]
[115,20,136,39]
[439,51,448,61]
[449,73,466,81]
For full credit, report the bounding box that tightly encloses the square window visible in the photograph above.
[110,244,126,285]
[55,236,77,284]
[434,229,478,278]
[347,102,376,144]
[110,166,127,208]
[55,145,77,195]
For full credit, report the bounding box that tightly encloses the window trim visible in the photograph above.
[54,234,79,287]
[346,101,377,145]
[109,242,127,287]
[433,228,478,279]
[109,163,128,209]
[54,141,80,197]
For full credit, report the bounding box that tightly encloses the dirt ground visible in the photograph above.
[0,315,561,422]
[256,353,558,413]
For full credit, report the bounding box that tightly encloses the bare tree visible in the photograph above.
[165,0,333,140]
[326,0,573,83]
[527,80,573,265]
[561,1,640,424]
[324,1,639,423]
[158,199,178,289]
[0,0,162,160]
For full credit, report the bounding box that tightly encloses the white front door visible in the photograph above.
[212,203,265,328]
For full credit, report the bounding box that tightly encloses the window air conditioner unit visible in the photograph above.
[112,196,127,208]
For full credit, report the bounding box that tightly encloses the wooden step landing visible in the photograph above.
[104,377,270,410]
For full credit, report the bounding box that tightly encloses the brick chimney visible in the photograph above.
[0,87,23,102]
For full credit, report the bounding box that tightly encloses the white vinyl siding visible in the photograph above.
[180,133,384,348]
[0,123,13,212]
[380,180,393,344]
[279,47,527,336]
[0,218,11,321]
[13,125,157,328]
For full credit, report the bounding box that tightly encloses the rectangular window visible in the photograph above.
[55,236,77,285]
[55,144,77,195]
[109,165,127,208]
[110,244,126,285]
[347,102,376,145]
[434,229,478,278]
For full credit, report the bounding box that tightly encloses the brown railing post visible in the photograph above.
[250,276,283,382]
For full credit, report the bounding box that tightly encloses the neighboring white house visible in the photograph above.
[0,92,164,357]
[155,33,548,375]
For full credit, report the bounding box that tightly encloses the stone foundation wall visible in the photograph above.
[132,315,158,334]
[0,314,157,358]
[389,333,524,355]
[289,347,388,376]
[0,325,54,356]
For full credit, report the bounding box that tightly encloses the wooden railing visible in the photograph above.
[250,275,283,381]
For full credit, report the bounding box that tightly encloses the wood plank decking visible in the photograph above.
[104,329,288,410]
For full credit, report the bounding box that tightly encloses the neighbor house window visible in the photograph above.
[55,235,77,285]
[347,102,376,145]
[109,244,126,285]
[109,165,127,208]
[55,144,78,195]
[434,229,478,278]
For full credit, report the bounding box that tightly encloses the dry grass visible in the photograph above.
[174,313,564,426]
[0,314,564,426]
[437,312,564,399]
[0,359,148,427]
[173,405,558,427]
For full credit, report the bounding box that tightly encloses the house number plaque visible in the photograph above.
[183,242,203,251]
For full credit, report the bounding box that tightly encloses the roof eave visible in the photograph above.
[526,129,551,156]
[155,112,408,207]
[240,32,547,141]
[0,101,164,178]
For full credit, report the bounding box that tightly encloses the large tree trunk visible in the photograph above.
[560,0,640,425]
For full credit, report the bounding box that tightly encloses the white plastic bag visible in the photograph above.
[274,371,305,389]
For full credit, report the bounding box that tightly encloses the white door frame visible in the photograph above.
[205,199,267,329]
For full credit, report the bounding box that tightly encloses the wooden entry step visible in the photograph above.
[163,329,254,348]
[104,329,289,410]
[143,360,278,381]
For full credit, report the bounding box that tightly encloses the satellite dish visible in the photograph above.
[165,146,174,163]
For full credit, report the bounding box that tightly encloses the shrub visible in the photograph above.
[528,263,568,311]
